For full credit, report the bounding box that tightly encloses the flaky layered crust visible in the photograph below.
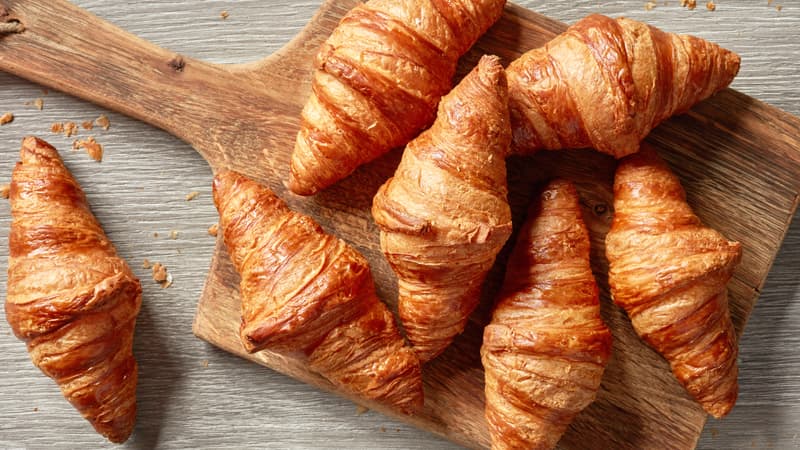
[508,14,740,158]
[372,55,512,362]
[213,171,423,414]
[481,179,612,450]
[5,137,141,443]
[289,0,507,195]
[606,144,741,418]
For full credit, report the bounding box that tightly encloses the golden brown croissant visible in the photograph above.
[481,179,612,450]
[372,55,512,362]
[5,137,141,443]
[605,144,741,418]
[508,14,740,158]
[288,0,507,196]
[212,170,423,413]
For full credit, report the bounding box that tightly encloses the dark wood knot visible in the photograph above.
[168,56,186,72]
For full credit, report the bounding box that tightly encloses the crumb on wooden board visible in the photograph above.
[1,184,10,199]
[208,224,219,237]
[96,114,110,130]
[74,136,103,162]
[0,112,13,125]
[185,191,199,201]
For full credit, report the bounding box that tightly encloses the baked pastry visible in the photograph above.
[605,144,741,418]
[372,55,512,362]
[481,179,612,450]
[508,14,740,158]
[5,137,141,443]
[288,0,507,195]
[213,170,423,413]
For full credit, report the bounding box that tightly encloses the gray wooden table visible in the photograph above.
[1,1,798,449]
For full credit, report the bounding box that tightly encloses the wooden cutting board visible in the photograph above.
[2,0,800,448]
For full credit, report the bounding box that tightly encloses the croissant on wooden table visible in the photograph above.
[481,179,612,450]
[288,0,507,196]
[372,55,512,362]
[5,137,141,443]
[213,170,423,414]
[508,14,740,158]
[605,144,741,418]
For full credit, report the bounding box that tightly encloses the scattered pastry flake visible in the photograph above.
[220,10,229,19]
[1,183,10,199]
[776,4,783,11]
[33,407,38,412]
[170,230,179,239]
[680,0,697,9]
[142,258,152,269]
[645,1,657,10]
[51,122,64,133]
[355,405,369,415]
[33,98,44,110]
[207,223,219,237]
[74,136,103,162]
[185,191,199,201]
[152,262,173,287]
[63,121,78,137]
[95,114,110,130]
[380,427,386,433]
[706,1,716,10]
[202,359,209,368]
[153,232,159,238]
[0,112,13,125]
[81,120,94,130]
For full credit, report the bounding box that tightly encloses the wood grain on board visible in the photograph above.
[1,0,800,448]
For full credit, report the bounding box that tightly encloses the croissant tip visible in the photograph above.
[287,172,318,197]
[20,136,61,162]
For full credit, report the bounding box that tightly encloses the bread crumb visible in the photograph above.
[74,136,103,162]
[680,0,697,8]
[33,407,38,412]
[645,1,657,10]
[185,191,199,201]
[51,122,64,133]
[142,258,152,269]
[152,262,173,288]
[81,120,94,130]
[706,1,716,10]
[208,224,219,237]
[776,4,782,11]
[63,121,78,137]
[202,360,209,368]
[162,274,173,289]
[380,427,386,433]
[356,405,369,415]
[153,232,159,238]
[0,112,13,125]
[220,10,229,19]
[1,184,10,199]
[170,230,179,239]
[95,114,110,130]
[33,98,44,110]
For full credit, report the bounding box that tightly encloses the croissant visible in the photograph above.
[372,55,512,362]
[212,170,423,413]
[288,0,507,195]
[481,179,612,450]
[5,137,141,443]
[605,144,741,418]
[508,14,740,158]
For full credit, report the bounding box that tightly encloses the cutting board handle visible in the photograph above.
[0,0,248,145]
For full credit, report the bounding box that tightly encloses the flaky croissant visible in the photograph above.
[372,55,512,362]
[288,0,507,196]
[5,137,141,443]
[481,179,612,450]
[508,14,740,158]
[213,170,423,413]
[605,144,741,418]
